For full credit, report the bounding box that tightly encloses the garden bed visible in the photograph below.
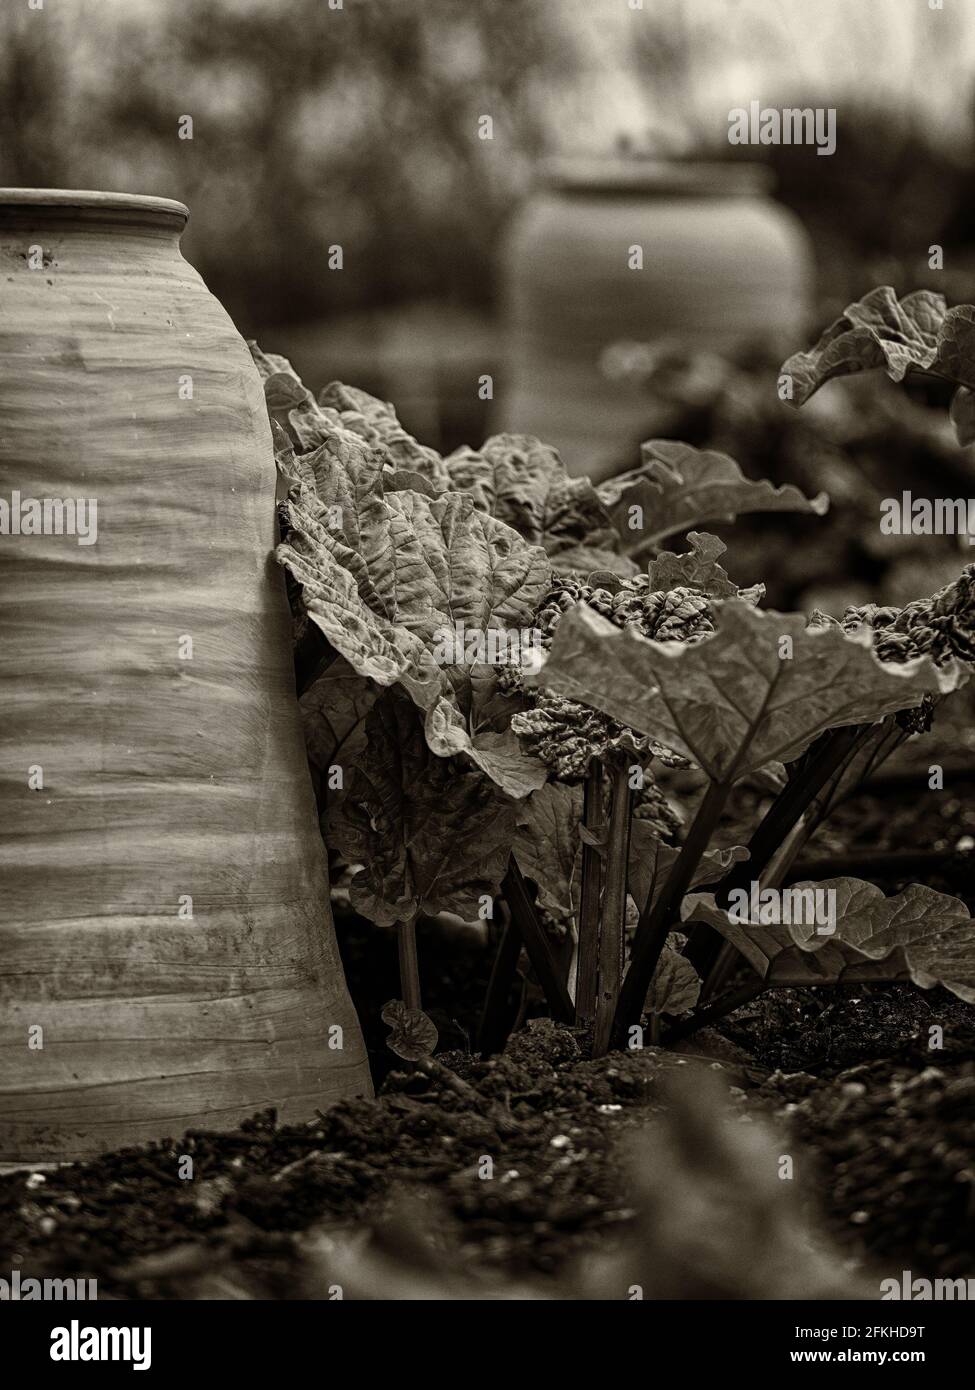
[3,771,974,1301]
[3,1011,974,1300]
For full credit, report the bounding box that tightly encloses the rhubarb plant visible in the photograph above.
[780,286,975,445]
[252,291,975,1064]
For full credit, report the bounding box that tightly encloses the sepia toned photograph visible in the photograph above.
[1,0,974,1353]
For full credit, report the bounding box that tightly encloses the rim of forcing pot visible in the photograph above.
[539,157,775,198]
[0,188,190,231]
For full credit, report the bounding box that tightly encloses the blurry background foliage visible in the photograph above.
[0,0,572,328]
[6,0,975,439]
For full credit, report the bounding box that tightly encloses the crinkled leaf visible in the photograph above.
[317,381,450,486]
[647,532,764,602]
[277,435,551,795]
[628,819,748,916]
[255,353,552,794]
[549,543,640,579]
[600,441,828,553]
[513,784,584,932]
[249,344,350,455]
[383,468,441,497]
[433,714,547,800]
[327,690,517,926]
[254,353,624,559]
[646,946,701,1017]
[270,419,304,487]
[781,288,949,403]
[783,288,975,399]
[445,434,623,561]
[250,343,297,383]
[934,303,975,391]
[781,289,975,445]
[381,1000,439,1061]
[536,600,964,785]
[253,348,628,563]
[251,344,452,485]
[684,879,975,1004]
[299,654,379,812]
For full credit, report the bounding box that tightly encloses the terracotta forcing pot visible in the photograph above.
[0,190,372,1163]
[498,158,813,479]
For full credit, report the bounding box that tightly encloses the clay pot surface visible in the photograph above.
[0,189,371,1162]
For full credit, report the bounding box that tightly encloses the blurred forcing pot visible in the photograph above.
[498,158,813,479]
[0,190,371,1163]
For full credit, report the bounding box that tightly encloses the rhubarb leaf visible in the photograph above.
[317,381,450,487]
[646,532,763,601]
[250,345,352,456]
[934,303,975,390]
[299,654,379,812]
[781,288,949,404]
[547,543,640,579]
[781,289,975,445]
[600,441,827,553]
[684,879,975,1004]
[646,946,701,1017]
[253,348,624,573]
[251,344,452,486]
[536,600,964,785]
[381,1000,439,1061]
[277,430,551,795]
[328,690,517,927]
[445,434,626,565]
[513,783,584,934]
[628,820,748,917]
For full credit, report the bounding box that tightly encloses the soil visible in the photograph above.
[2,769,975,1299]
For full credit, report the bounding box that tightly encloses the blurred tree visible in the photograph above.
[0,0,575,332]
[0,5,78,188]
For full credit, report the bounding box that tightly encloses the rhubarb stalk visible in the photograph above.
[593,759,633,1056]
